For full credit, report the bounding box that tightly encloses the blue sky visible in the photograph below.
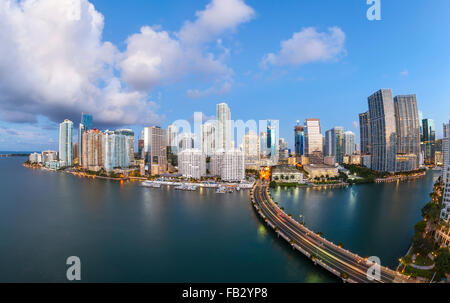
[0,0,449,151]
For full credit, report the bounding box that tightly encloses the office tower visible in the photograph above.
[422,118,436,163]
[243,130,260,169]
[368,89,397,172]
[217,103,231,150]
[82,129,104,171]
[260,131,269,157]
[221,149,245,182]
[344,131,356,156]
[201,122,217,157]
[178,149,206,179]
[324,129,332,157]
[304,119,323,164]
[394,95,420,168]
[59,119,73,167]
[143,126,167,175]
[267,120,279,163]
[167,124,178,149]
[294,122,305,157]
[359,111,371,154]
[138,139,144,159]
[325,127,344,164]
[78,113,93,167]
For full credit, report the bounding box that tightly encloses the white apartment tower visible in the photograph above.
[59,119,73,167]
[178,149,206,179]
[217,103,231,150]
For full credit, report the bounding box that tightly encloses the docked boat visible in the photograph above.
[432,166,442,171]
[175,184,198,191]
[141,181,161,188]
[216,186,226,194]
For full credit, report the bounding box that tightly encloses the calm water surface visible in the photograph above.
[0,157,438,282]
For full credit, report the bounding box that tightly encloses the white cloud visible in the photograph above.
[0,0,254,127]
[0,0,159,126]
[120,0,253,93]
[262,27,346,68]
[178,0,255,45]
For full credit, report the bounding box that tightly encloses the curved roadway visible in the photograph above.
[251,180,413,283]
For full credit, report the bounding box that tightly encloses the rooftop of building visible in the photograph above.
[304,164,337,170]
[272,165,301,174]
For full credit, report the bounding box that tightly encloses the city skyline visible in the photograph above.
[0,0,449,151]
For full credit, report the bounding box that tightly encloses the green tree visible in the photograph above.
[411,234,434,256]
[435,249,450,275]
[414,221,427,234]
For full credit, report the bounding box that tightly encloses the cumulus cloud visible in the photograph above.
[178,0,255,45]
[0,0,160,126]
[262,27,346,68]
[0,0,253,127]
[120,0,254,93]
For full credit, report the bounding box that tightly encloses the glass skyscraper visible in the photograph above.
[394,95,421,167]
[359,111,371,155]
[59,119,73,167]
[368,89,397,172]
[78,113,93,166]
[422,118,436,163]
[267,119,279,162]
[294,121,304,156]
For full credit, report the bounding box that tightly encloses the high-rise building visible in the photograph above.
[344,131,356,156]
[59,119,73,167]
[138,139,145,159]
[324,127,344,164]
[394,95,420,168]
[221,149,245,182]
[294,122,305,157]
[441,125,449,221]
[201,122,217,157]
[243,130,260,169]
[422,118,436,163]
[359,111,371,155]
[178,149,206,179]
[267,120,279,162]
[143,126,167,175]
[260,132,269,158]
[368,89,397,172]
[78,113,93,166]
[115,129,135,168]
[304,119,323,164]
[210,149,225,177]
[82,129,104,171]
[217,103,231,150]
[178,133,195,152]
[443,121,450,182]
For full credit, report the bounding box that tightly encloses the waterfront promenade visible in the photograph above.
[251,180,414,283]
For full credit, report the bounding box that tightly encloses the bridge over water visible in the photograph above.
[251,180,414,283]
